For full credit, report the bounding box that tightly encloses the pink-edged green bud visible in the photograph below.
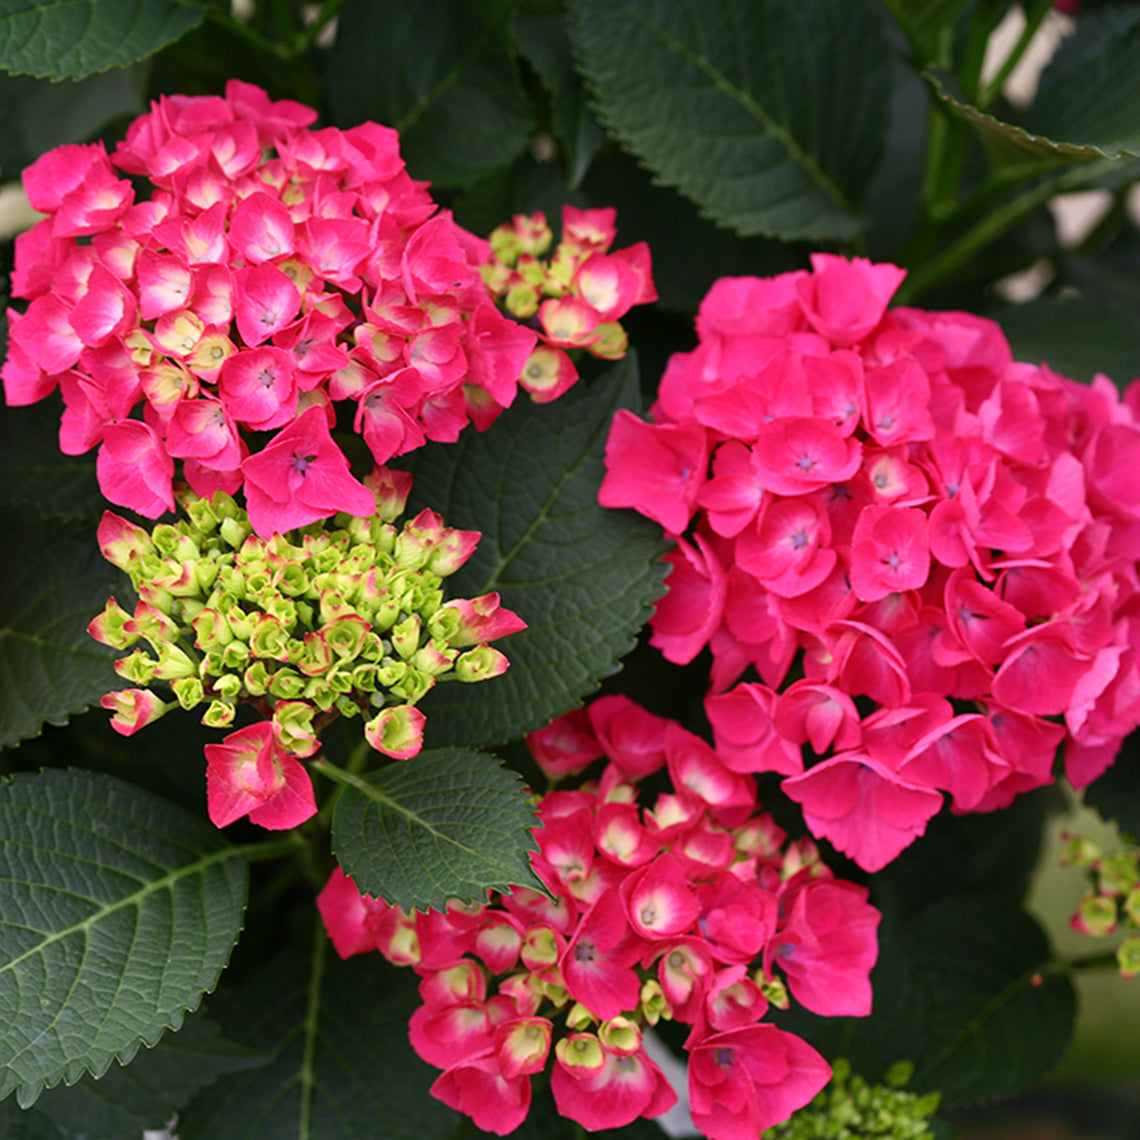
[367,587,401,633]
[598,1016,641,1056]
[1098,852,1139,897]
[251,614,291,661]
[588,320,628,361]
[505,279,541,319]
[214,673,242,700]
[1062,831,1102,866]
[521,924,562,970]
[390,614,421,661]
[153,643,198,680]
[1126,885,1140,926]
[221,640,250,671]
[226,604,256,641]
[268,668,306,700]
[97,511,155,571]
[202,699,237,728]
[394,509,480,576]
[192,608,234,649]
[152,524,200,564]
[391,667,435,704]
[364,704,425,760]
[364,466,413,523]
[220,515,250,550]
[555,1033,605,1076]
[317,590,356,627]
[755,971,790,1010]
[273,560,312,598]
[88,597,139,650]
[412,644,458,676]
[123,600,180,648]
[565,1002,594,1031]
[1072,892,1118,937]
[327,670,354,695]
[535,971,569,1007]
[148,558,204,599]
[1117,935,1140,979]
[375,659,408,688]
[171,676,205,710]
[519,345,578,405]
[495,1017,552,1079]
[272,699,320,757]
[351,662,380,692]
[115,649,158,685]
[297,631,334,677]
[101,689,169,736]
[322,615,371,661]
[639,979,671,1026]
[781,836,825,880]
[244,660,272,697]
[455,646,510,683]
[304,678,338,712]
[437,593,526,648]
[200,649,226,678]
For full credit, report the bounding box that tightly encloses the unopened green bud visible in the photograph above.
[391,667,435,704]
[152,524,200,563]
[251,614,290,660]
[304,678,338,712]
[455,646,509,683]
[1126,884,1140,927]
[598,1016,640,1056]
[1073,892,1118,938]
[1061,832,1102,867]
[1117,935,1140,979]
[214,673,242,700]
[273,700,318,756]
[192,608,234,649]
[171,676,204,710]
[352,663,379,692]
[220,516,250,550]
[755,972,790,1010]
[153,644,198,680]
[243,660,272,697]
[115,649,157,685]
[201,699,236,728]
[639,979,671,1026]
[391,614,421,660]
[565,1003,594,1031]
[268,668,306,700]
[222,640,250,670]
[1098,851,1139,897]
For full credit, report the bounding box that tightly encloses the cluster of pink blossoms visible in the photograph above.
[319,694,879,1139]
[1,82,650,537]
[600,255,1140,871]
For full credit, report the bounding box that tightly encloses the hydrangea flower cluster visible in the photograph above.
[600,255,1140,871]
[88,471,524,829]
[318,693,880,1139]
[480,208,656,403]
[1062,831,1140,977]
[1,81,651,534]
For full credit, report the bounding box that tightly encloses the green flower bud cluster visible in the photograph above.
[1062,831,1140,977]
[91,488,522,759]
[765,1060,940,1140]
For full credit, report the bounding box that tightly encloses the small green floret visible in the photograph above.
[765,1059,940,1140]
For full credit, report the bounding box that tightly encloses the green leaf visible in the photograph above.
[924,69,1103,174]
[0,768,249,1107]
[0,66,143,180]
[178,939,463,1140]
[31,1012,267,1140]
[993,294,1140,388]
[331,747,542,912]
[566,0,892,241]
[1023,6,1140,160]
[0,0,204,81]
[327,0,533,188]
[0,402,105,523]
[515,9,605,190]
[402,356,668,749]
[0,506,123,749]
[772,895,1076,1109]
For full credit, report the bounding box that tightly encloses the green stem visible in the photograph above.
[298,919,328,1140]
[896,159,1119,303]
[977,4,1054,110]
[1062,948,1126,973]
[205,7,287,59]
[312,755,369,792]
[235,832,308,862]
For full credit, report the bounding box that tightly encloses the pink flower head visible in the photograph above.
[242,405,375,535]
[796,254,905,346]
[204,721,317,830]
[96,420,175,517]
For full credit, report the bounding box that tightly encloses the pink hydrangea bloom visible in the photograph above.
[600,257,1140,870]
[318,694,881,1138]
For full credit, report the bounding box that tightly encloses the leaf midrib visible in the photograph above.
[596,0,853,213]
